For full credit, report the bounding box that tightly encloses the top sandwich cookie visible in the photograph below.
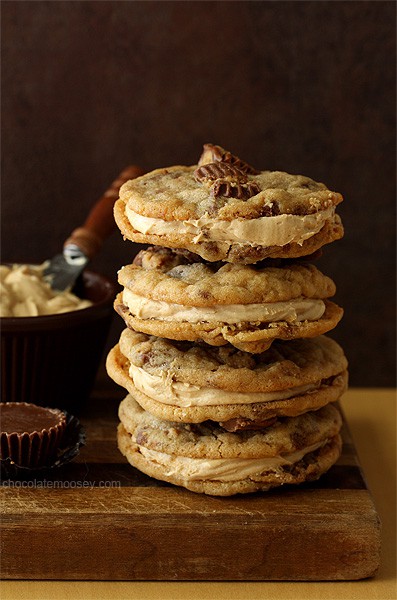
[114,144,344,263]
[114,246,343,354]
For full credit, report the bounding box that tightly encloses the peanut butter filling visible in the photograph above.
[125,205,336,248]
[121,289,326,324]
[128,363,320,407]
[136,440,327,482]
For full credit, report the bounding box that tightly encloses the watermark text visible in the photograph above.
[1,479,121,490]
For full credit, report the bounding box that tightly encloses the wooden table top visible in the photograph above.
[1,387,396,600]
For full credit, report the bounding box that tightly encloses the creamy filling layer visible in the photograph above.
[125,205,335,248]
[128,363,320,407]
[136,440,326,482]
[0,264,92,317]
[122,289,326,324]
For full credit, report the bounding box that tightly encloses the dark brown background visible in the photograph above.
[1,1,395,386]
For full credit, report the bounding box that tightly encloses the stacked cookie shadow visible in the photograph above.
[106,144,348,496]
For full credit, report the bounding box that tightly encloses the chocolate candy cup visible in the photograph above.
[0,402,66,468]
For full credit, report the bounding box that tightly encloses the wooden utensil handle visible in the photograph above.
[63,165,144,258]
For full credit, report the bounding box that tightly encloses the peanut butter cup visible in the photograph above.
[0,402,66,468]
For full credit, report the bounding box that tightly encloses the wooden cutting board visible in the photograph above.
[0,385,381,581]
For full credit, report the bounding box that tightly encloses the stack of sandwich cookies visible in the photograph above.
[107,144,348,495]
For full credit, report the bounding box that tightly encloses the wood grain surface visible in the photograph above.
[0,384,381,582]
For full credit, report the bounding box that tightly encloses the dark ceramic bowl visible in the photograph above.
[1,270,117,412]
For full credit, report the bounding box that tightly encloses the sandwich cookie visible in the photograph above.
[106,328,348,428]
[114,246,343,353]
[114,144,344,264]
[117,397,343,496]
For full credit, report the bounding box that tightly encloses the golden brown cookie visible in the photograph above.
[117,396,343,496]
[106,328,348,426]
[114,144,344,263]
[114,246,343,353]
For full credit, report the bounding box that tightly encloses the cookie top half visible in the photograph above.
[115,144,344,263]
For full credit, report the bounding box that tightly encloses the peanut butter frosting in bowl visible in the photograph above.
[1,264,116,409]
[0,264,92,317]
